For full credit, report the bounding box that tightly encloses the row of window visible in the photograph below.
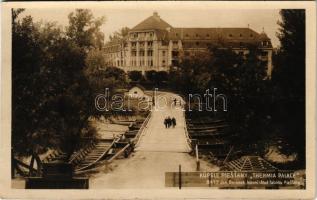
[131,32,154,39]
[131,59,154,67]
[131,41,153,48]
[131,50,154,57]
[130,31,256,39]
[237,51,269,63]
[175,33,254,38]
[117,60,125,67]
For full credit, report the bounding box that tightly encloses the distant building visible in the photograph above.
[127,85,149,99]
[104,12,273,77]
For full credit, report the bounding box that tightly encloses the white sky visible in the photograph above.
[20,8,281,47]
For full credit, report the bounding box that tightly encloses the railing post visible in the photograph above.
[179,164,182,189]
[11,148,15,178]
[196,144,200,171]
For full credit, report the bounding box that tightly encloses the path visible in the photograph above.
[90,92,216,188]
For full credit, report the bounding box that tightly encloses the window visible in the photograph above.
[148,41,153,47]
[132,42,136,48]
[131,51,137,57]
[139,42,145,47]
[196,34,199,37]
[148,50,153,56]
[206,34,210,37]
[139,51,145,56]
[148,60,153,66]
[176,33,178,37]
[196,42,200,46]
[261,60,268,67]
[239,34,242,37]
[229,34,233,37]
[172,60,179,66]
[162,51,166,56]
[261,51,268,56]
[149,32,153,37]
[172,51,179,57]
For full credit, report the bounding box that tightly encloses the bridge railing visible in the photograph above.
[183,111,193,151]
[131,112,152,147]
[68,139,95,165]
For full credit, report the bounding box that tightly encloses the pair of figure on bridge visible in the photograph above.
[173,98,182,106]
[164,116,176,128]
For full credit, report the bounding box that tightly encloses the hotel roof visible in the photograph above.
[131,12,173,31]
[105,12,272,48]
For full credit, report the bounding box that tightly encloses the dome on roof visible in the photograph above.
[259,29,269,40]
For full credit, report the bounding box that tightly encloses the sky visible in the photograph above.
[21,8,281,47]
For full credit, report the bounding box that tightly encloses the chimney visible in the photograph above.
[153,11,160,22]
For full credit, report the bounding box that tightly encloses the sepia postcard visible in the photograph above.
[0,1,316,199]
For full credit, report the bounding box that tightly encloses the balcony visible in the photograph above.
[172,45,179,49]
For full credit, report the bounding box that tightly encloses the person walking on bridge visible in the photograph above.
[173,98,177,106]
[167,116,172,128]
[164,117,168,128]
[171,117,176,128]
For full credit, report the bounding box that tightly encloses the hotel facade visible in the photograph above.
[103,12,273,76]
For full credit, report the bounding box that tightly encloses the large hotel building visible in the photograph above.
[103,12,273,76]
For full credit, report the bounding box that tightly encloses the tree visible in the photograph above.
[145,70,157,82]
[156,71,169,84]
[85,49,107,71]
[272,9,306,164]
[109,27,130,41]
[273,10,305,99]
[128,70,143,82]
[84,65,126,97]
[172,44,269,148]
[66,9,105,50]
[12,9,106,159]
[12,10,46,155]
[171,51,213,94]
